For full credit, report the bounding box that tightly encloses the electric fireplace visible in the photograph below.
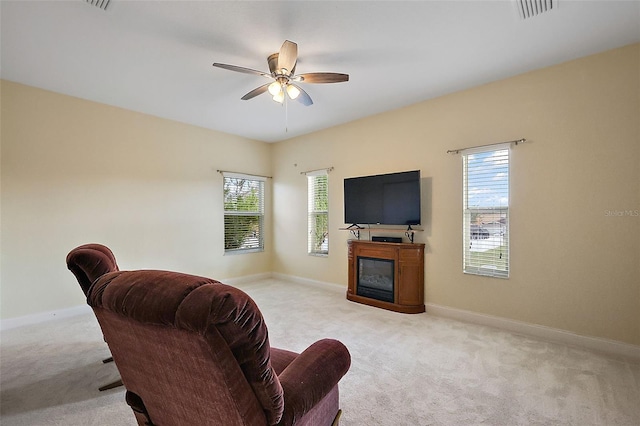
[357,257,394,303]
[347,240,425,313]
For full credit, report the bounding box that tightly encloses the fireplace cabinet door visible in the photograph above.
[398,248,424,307]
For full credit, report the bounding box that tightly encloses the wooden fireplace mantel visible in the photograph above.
[347,240,425,314]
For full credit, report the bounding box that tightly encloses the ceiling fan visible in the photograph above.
[212,40,349,106]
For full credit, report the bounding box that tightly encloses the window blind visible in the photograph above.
[463,146,510,278]
[223,174,264,253]
[308,172,329,255]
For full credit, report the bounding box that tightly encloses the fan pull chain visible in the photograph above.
[285,95,289,133]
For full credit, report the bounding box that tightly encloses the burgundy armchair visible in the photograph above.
[66,243,123,391]
[69,246,351,426]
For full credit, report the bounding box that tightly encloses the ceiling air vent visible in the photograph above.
[514,0,557,20]
[85,0,111,11]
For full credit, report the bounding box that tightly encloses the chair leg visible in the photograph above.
[331,409,342,426]
[99,379,124,391]
[99,356,123,391]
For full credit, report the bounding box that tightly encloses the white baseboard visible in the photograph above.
[0,273,274,332]
[271,274,639,360]
[271,272,346,293]
[0,304,92,332]
[4,273,637,361]
[426,303,640,360]
[222,272,274,286]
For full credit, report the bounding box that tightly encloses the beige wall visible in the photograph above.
[2,44,638,346]
[272,44,640,346]
[1,81,273,319]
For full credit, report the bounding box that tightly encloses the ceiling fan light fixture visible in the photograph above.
[213,39,348,107]
[286,84,300,100]
[272,91,285,103]
[268,81,282,96]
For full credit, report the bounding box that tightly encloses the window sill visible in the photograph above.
[464,269,509,279]
[224,248,264,255]
[308,252,328,257]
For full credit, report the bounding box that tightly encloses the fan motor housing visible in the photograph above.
[267,53,279,75]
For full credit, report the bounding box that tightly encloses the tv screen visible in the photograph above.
[344,170,421,226]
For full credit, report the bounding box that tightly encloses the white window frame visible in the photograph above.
[307,170,329,256]
[223,172,265,254]
[462,144,510,278]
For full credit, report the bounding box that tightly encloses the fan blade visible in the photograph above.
[297,73,349,83]
[241,84,270,100]
[213,63,270,78]
[290,83,313,106]
[277,40,298,75]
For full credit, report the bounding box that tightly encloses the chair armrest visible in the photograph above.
[276,339,351,426]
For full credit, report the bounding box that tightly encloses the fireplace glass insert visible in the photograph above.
[357,257,394,303]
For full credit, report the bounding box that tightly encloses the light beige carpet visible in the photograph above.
[1,277,639,425]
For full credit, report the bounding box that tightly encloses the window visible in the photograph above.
[223,174,264,253]
[308,172,329,255]
[463,146,510,278]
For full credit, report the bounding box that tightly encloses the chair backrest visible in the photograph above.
[87,269,284,426]
[66,244,119,295]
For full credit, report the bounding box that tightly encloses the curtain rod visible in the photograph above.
[216,170,272,179]
[447,138,526,155]
[300,166,334,175]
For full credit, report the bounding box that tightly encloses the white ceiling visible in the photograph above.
[2,1,639,143]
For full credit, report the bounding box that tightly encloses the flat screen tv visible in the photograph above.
[344,170,421,226]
